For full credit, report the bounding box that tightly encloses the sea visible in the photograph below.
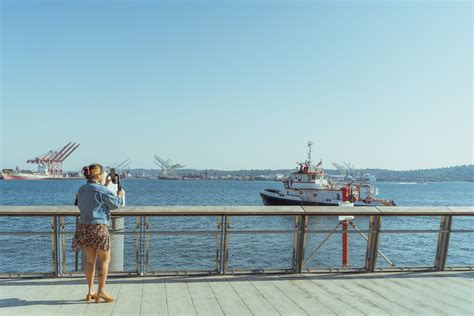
[0,179,473,273]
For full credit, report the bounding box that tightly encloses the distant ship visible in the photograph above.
[260,142,396,206]
[330,162,377,183]
[2,169,49,180]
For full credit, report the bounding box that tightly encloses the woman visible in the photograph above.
[72,163,123,303]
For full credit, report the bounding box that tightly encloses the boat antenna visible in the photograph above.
[307,141,313,165]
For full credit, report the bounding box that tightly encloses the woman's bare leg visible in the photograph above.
[84,247,98,296]
[96,248,112,296]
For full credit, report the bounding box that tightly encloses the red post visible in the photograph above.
[342,220,349,267]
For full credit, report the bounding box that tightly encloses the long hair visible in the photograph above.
[82,163,103,180]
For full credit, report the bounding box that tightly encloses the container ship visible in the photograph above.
[1,169,49,180]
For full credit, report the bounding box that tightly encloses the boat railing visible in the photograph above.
[0,205,472,278]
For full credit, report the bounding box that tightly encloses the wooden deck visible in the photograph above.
[0,272,473,315]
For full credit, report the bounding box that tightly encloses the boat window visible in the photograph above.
[337,194,340,200]
[312,175,315,180]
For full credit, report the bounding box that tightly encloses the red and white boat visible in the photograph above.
[260,142,396,206]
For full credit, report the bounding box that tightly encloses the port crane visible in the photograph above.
[26,142,80,177]
[111,158,132,171]
[153,154,185,179]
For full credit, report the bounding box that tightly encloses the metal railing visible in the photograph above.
[0,205,472,278]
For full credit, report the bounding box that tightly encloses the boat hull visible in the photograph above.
[2,172,49,180]
[260,191,338,206]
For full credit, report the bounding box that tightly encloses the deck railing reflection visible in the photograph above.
[0,205,472,278]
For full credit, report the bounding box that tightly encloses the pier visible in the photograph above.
[1,271,473,315]
[0,205,473,314]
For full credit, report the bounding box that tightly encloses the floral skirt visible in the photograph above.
[72,223,110,252]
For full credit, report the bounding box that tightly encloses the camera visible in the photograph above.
[109,168,122,191]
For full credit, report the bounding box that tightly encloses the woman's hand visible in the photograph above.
[117,190,124,197]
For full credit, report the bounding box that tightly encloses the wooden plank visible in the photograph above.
[16,281,70,315]
[394,276,473,314]
[193,298,224,316]
[142,279,167,299]
[336,278,416,315]
[383,277,469,314]
[141,298,168,315]
[165,281,196,315]
[229,280,280,315]
[409,276,474,303]
[249,279,307,315]
[293,278,364,315]
[319,279,391,315]
[0,280,54,314]
[108,281,141,315]
[141,279,168,315]
[188,281,215,299]
[207,281,252,315]
[271,278,336,315]
[351,277,446,315]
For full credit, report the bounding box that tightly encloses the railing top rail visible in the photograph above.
[0,205,472,216]
[376,206,474,216]
[223,206,304,215]
[302,206,380,215]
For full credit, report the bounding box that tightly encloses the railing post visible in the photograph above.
[144,216,150,275]
[216,215,224,273]
[135,216,141,275]
[74,216,79,272]
[435,215,452,271]
[60,216,66,277]
[221,216,231,274]
[140,216,146,276]
[365,215,381,272]
[51,216,57,276]
[52,215,61,277]
[293,215,308,273]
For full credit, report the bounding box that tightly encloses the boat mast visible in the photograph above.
[307,141,313,170]
[307,141,313,167]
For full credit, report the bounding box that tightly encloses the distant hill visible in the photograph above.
[127,164,474,182]
[357,165,474,182]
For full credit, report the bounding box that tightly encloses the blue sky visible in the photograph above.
[1,0,472,171]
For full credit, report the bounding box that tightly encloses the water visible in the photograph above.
[1,179,472,206]
[0,179,473,273]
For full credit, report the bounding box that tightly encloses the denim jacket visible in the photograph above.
[77,181,122,225]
